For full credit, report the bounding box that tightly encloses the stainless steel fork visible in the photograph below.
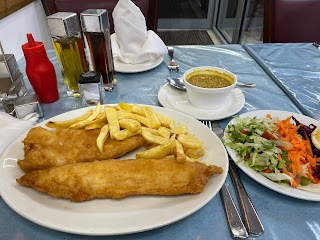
[200,120,248,239]
[201,120,264,237]
[167,46,179,72]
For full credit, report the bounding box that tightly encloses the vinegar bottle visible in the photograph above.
[21,33,59,103]
[80,9,116,91]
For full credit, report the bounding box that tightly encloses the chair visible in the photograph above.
[263,0,320,43]
[41,0,159,34]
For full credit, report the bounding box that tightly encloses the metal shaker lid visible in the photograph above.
[47,12,81,38]
[80,9,109,33]
[79,71,102,84]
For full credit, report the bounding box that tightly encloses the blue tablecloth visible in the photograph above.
[244,43,320,121]
[1,44,319,240]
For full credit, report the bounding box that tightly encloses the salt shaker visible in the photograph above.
[47,12,88,98]
[78,71,105,106]
[80,9,116,91]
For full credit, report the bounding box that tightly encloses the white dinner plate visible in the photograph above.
[0,105,228,235]
[225,110,320,201]
[114,57,163,73]
[158,83,245,120]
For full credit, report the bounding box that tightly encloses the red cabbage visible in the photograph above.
[292,116,320,158]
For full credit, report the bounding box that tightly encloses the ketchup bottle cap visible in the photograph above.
[21,33,46,55]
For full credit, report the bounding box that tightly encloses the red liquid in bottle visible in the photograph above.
[22,33,59,103]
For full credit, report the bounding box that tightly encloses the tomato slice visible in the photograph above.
[262,130,276,140]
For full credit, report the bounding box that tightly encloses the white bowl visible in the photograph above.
[182,66,237,110]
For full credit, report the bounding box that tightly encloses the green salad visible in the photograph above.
[223,115,320,192]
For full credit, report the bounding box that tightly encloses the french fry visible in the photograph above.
[177,134,203,149]
[157,126,171,139]
[171,125,188,135]
[136,134,176,159]
[45,110,92,129]
[185,147,205,159]
[105,106,120,139]
[117,111,137,120]
[96,124,110,153]
[131,104,145,116]
[85,122,106,130]
[141,128,169,145]
[162,154,176,160]
[83,113,107,127]
[141,127,160,136]
[119,119,141,132]
[146,143,158,150]
[175,139,186,163]
[113,105,122,111]
[155,113,173,128]
[113,129,141,141]
[186,156,200,162]
[118,102,132,112]
[143,107,161,129]
[135,115,150,127]
[70,102,101,129]
[116,111,150,127]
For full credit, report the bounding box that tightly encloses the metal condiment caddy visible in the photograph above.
[0,41,27,115]
[0,41,43,118]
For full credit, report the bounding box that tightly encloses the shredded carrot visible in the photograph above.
[275,116,318,188]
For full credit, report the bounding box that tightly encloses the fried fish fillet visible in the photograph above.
[17,158,223,201]
[18,127,146,173]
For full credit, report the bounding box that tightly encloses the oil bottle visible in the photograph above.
[47,12,88,97]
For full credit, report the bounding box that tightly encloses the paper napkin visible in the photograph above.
[0,112,38,157]
[111,0,167,64]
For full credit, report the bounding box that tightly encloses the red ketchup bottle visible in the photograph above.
[22,33,59,103]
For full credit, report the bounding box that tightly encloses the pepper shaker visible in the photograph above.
[80,9,116,91]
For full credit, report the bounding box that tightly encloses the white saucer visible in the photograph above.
[158,83,245,120]
[114,57,163,73]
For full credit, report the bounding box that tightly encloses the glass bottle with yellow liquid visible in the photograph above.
[47,12,88,97]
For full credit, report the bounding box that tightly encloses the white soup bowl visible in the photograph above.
[182,66,237,110]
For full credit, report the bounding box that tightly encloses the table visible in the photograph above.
[1,44,319,240]
[244,43,320,120]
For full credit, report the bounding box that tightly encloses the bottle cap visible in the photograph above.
[47,12,81,38]
[21,34,45,55]
[79,71,102,84]
[80,9,109,33]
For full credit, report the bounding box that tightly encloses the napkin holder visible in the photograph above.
[14,94,43,119]
[0,42,27,113]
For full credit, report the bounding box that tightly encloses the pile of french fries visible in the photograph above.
[45,102,205,162]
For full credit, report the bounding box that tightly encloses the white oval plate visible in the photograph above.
[225,110,320,201]
[0,105,228,235]
[158,83,245,120]
[114,57,163,73]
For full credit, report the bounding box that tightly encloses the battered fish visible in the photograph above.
[18,127,146,173]
[17,158,223,201]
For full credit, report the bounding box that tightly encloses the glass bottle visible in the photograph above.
[80,9,116,91]
[47,12,88,98]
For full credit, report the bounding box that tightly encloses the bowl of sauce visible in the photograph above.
[182,67,237,110]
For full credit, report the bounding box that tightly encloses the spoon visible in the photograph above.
[167,77,256,91]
